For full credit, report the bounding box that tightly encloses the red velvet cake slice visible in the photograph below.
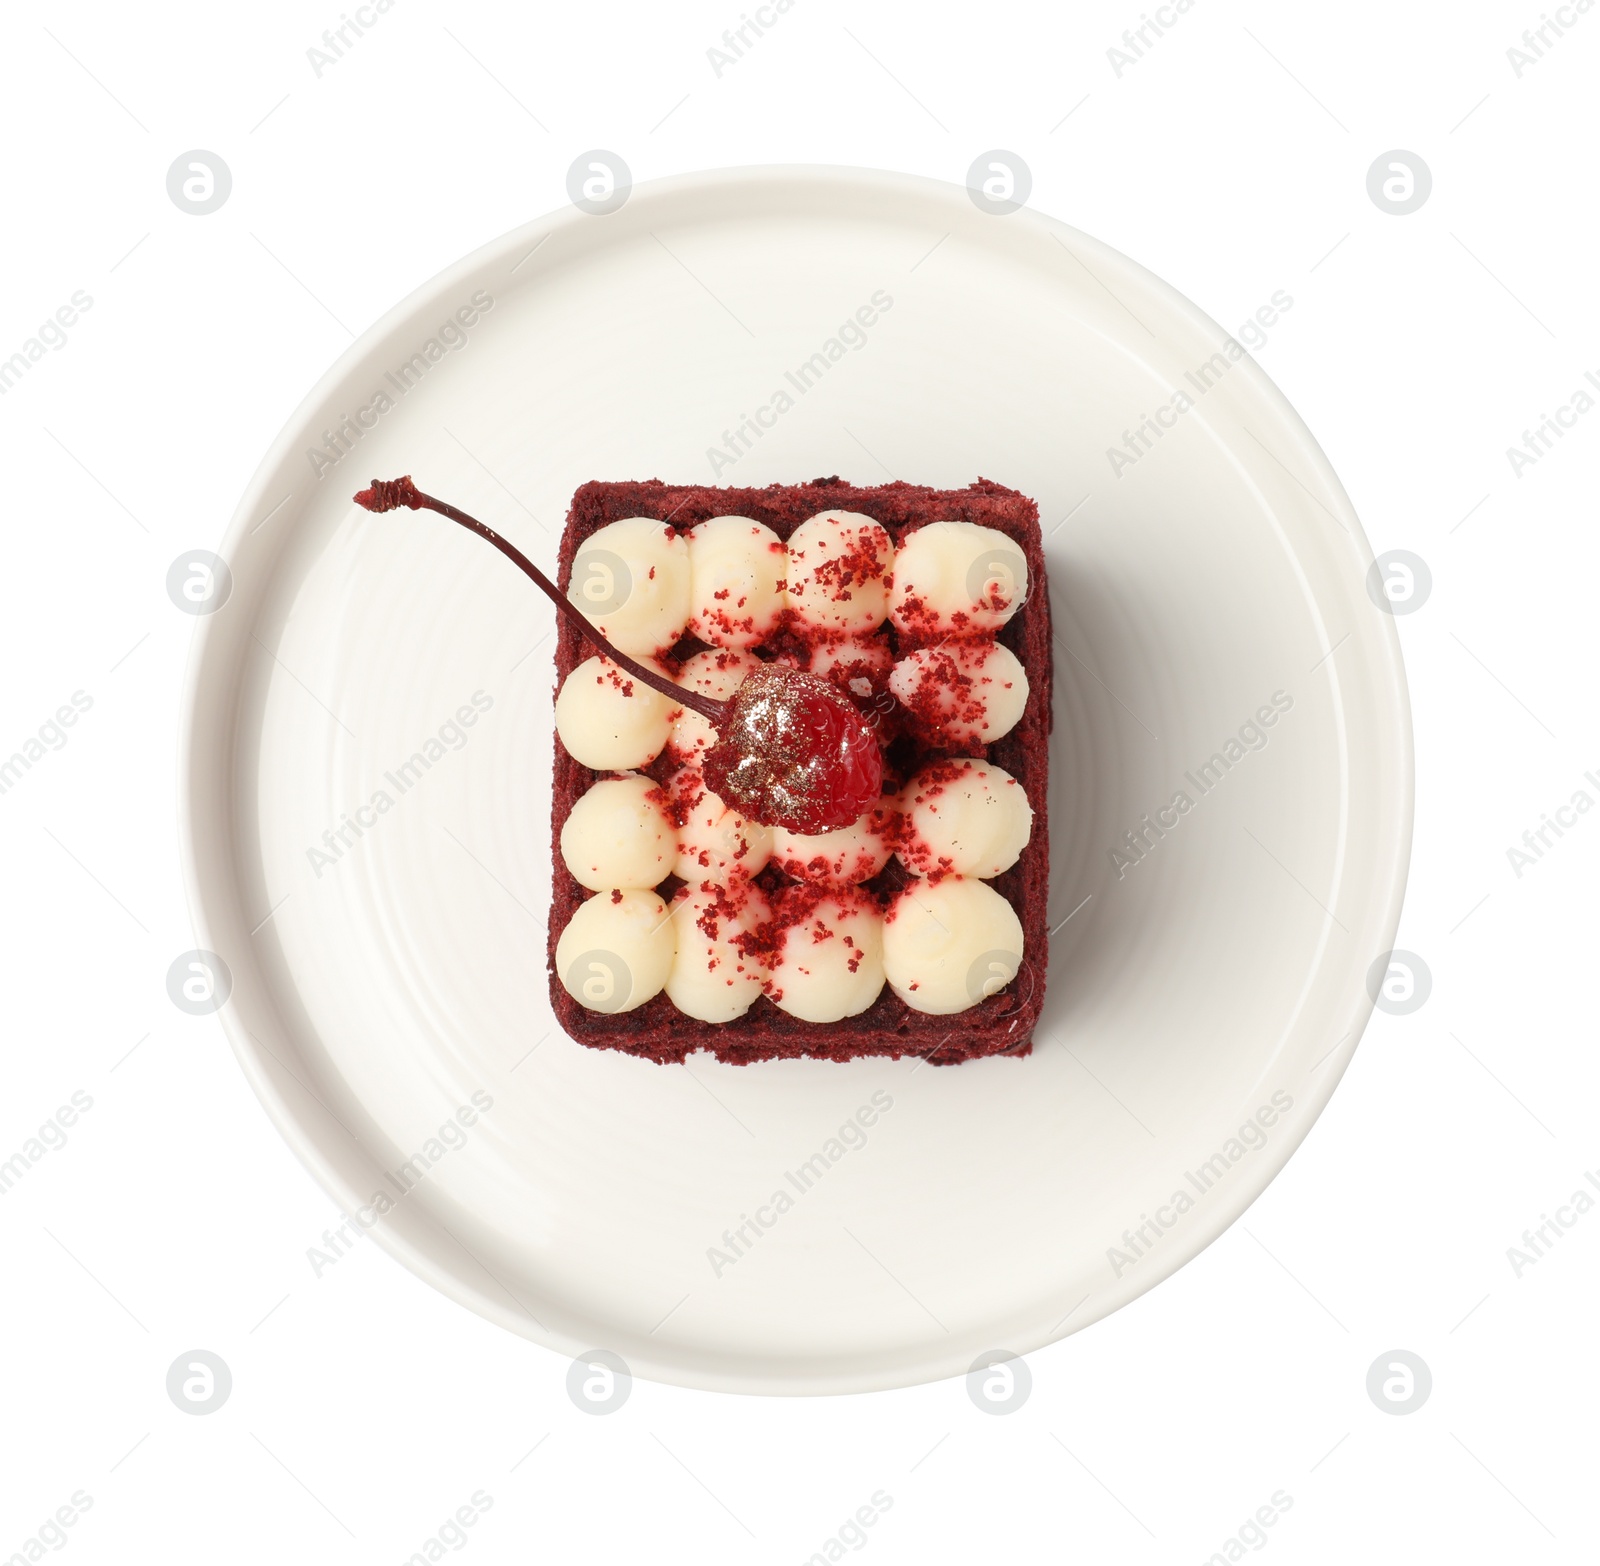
[547,477,1051,1066]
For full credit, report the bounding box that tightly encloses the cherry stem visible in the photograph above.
[351,476,724,722]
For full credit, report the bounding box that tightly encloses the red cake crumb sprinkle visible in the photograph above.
[892,527,1012,647]
[674,877,772,974]
[812,537,888,602]
[892,591,942,645]
[592,657,656,701]
[766,883,880,959]
[801,629,895,704]
[661,766,708,827]
[697,603,762,641]
[894,648,997,747]
[788,520,891,619]
[806,846,876,882]
[899,758,976,842]
[692,882,745,944]
[904,758,964,803]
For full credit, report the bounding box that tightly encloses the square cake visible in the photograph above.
[547,476,1051,1065]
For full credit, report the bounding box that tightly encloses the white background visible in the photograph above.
[2,0,1596,1562]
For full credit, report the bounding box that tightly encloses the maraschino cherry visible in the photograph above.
[352,476,883,834]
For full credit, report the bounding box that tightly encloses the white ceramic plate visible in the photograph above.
[181,165,1411,1395]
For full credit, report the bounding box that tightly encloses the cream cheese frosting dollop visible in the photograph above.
[559,773,677,891]
[882,876,1025,1015]
[805,631,895,700]
[556,888,676,1013]
[665,765,774,883]
[784,510,894,636]
[772,804,894,886]
[569,517,690,656]
[666,647,762,762]
[665,882,772,1023]
[685,516,787,648]
[888,521,1028,639]
[767,886,886,1023]
[897,759,1033,879]
[555,655,677,770]
[888,641,1029,745]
